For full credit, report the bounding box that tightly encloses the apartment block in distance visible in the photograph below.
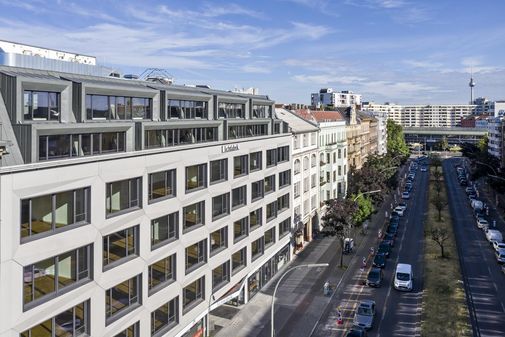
[0,46,293,337]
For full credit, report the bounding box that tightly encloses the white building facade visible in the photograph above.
[363,102,477,128]
[488,117,503,160]
[275,108,320,251]
[0,65,294,337]
[311,88,361,109]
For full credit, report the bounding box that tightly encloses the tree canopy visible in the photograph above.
[386,119,409,158]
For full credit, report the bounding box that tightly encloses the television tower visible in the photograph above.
[469,69,476,104]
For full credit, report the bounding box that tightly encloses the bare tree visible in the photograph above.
[431,227,450,258]
[431,193,448,221]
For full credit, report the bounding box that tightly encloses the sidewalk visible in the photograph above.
[213,165,404,337]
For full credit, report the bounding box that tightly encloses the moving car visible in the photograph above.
[394,263,413,291]
[420,166,427,172]
[367,267,383,287]
[353,300,376,330]
[402,191,410,199]
[373,253,386,268]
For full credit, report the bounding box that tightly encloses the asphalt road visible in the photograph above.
[311,161,428,337]
[444,158,505,337]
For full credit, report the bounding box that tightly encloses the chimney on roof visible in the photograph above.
[350,105,357,125]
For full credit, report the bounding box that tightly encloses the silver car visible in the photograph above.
[353,299,376,330]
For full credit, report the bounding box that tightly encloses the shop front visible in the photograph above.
[182,318,204,337]
[247,244,291,301]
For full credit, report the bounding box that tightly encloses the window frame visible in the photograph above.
[212,193,231,220]
[151,297,179,337]
[148,169,176,203]
[249,151,262,172]
[185,240,207,274]
[151,211,179,250]
[231,185,247,210]
[210,226,228,256]
[105,177,142,218]
[148,254,177,295]
[210,158,228,185]
[233,155,249,178]
[233,216,249,243]
[103,225,140,271]
[232,247,247,274]
[212,261,230,293]
[185,163,208,193]
[183,276,205,313]
[105,274,142,325]
[183,201,205,232]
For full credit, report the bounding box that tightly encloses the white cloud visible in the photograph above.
[293,73,366,85]
[241,64,272,74]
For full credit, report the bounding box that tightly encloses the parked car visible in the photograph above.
[383,233,395,246]
[398,202,407,211]
[493,241,505,252]
[345,326,367,337]
[367,267,383,287]
[393,206,405,216]
[477,218,489,229]
[402,191,410,199]
[373,253,386,268]
[486,229,503,243]
[387,224,399,236]
[495,249,505,263]
[378,241,392,257]
[353,300,376,330]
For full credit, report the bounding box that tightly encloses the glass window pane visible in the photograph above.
[54,191,74,228]
[106,231,127,264]
[24,91,32,120]
[24,319,52,337]
[91,95,109,119]
[47,135,71,160]
[101,132,118,153]
[116,96,126,119]
[48,92,59,121]
[75,188,87,223]
[33,257,56,301]
[57,250,77,288]
[30,195,53,235]
[54,307,74,337]
[32,91,49,120]
[38,136,47,160]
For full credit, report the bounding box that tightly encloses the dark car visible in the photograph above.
[367,267,383,287]
[378,241,392,257]
[383,233,395,246]
[390,217,400,226]
[387,224,399,236]
[345,326,368,337]
[373,253,386,268]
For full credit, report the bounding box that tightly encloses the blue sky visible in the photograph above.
[1,0,505,104]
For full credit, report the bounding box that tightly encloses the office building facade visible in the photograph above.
[0,65,293,337]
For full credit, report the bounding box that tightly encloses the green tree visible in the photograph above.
[321,198,358,267]
[477,134,488,153]
[352,195,374,225]
[386,120,409,158]
[438,136,449,151]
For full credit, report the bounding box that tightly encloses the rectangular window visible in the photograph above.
[210,226,228,255]
[185,240,207,273]
[219,102,245,118]
[151,212,178,250]
[233,217,249,242]
[149,254,176,294]
[212,193,230,220]
[338,166,342,176]
[311,195,317,211]
[183,201,205,232]
[277,146,289,163]
[168,99,208,119]
[249,208,263,231]
[266,149,277,167]
[338,149,342,159]
[251,237,264,261]
[304,177,309,192]
[148,169,176,202]
[232,185,247,209]
[106,177,142,216]
[21,187,90,241]
[186,164,207,192]
[210,159,228,184]
[228,124,268,139]
[294,182,300,198]
[151,297,179,336]
[103,226,139,269]
[106,275,142,324]
[21,301,90,337]
[264,175,275,194]
[114,321,140,337]
[311,173,316,188]
[252,104,271,118]
[264,227,276,248]
[212,261,230,292]
[23,245,92,308]
[250,151,262,171]
[86,94,151,120]
[232,247,247,274]
[183,276,205,312]
[279,217,291,238]
[278,194,290,213]
[233,155,248,177]
[266,201,277,222]
[279,170,291,188]
[144,128,218,148]
[23,90,60,121]
[251,180,264,201]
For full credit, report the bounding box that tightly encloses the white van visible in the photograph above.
[394,263,413,291]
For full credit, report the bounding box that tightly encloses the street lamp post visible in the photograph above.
[353,189,382,201]
[207,294,215,337]
[270,263,329,337]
